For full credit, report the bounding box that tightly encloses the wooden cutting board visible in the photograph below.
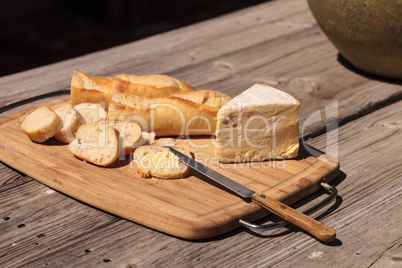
[0,97,339,239]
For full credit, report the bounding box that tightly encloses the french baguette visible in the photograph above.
[107,90,231,136]
[114,73,196,97]
[70,70,114,108]
[168,90,231,108]
[70,70,196,109]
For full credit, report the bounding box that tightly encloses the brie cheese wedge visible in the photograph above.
[215,84,300,162]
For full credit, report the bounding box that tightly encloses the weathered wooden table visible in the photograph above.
[1,0,401,267]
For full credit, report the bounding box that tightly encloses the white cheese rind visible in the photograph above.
[215,84,300,162]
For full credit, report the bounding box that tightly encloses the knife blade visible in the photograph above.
[168,147,336,242]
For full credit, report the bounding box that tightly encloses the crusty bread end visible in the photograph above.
[19,106,63,143]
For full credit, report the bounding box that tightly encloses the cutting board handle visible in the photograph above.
[251,193,336,242]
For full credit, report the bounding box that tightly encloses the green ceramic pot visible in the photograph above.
[307,0,402,80]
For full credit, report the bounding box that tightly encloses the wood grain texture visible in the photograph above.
[276,100,402,268]
[0,0,401,135]
[0,0,401,267]
[0,92,396,268]
[0,98,338,240]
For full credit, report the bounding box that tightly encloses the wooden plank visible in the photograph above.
[0,0,401,266]
[267,101,402,268]
[0,0,401,135]
[0,96,400,267]
[0,98,339,240]
[1,96,400,268]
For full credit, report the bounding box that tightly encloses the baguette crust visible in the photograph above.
[19,106,63,143]
[70,70,196,109]
[74,103,107,124]
[70,70,113,107]
[107,90,231,136]
[114,74,195,97]
[168,90,231,109]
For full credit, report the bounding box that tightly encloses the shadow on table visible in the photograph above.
[337,53,402,85]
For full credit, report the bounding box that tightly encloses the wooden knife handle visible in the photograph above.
[251,193,336,242]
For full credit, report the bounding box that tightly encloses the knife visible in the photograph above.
[168,147,336,242]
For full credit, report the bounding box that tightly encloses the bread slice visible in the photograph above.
[19,106,63,143]
[133,138,192,179]
[69,122,119,166]
[53,103,84,143]
[103,119,143,155]
[70,70,196,109]
[107,90,232,136]
[74,103,107,124]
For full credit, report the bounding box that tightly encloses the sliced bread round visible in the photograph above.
[103,119,142,155]
[69,122,119,166]
[53,103,84,143]
[133,139,192,179]
[19,106,63,143]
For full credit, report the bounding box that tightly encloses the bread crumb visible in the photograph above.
[45,189,55,195]
[308,251,323,260]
